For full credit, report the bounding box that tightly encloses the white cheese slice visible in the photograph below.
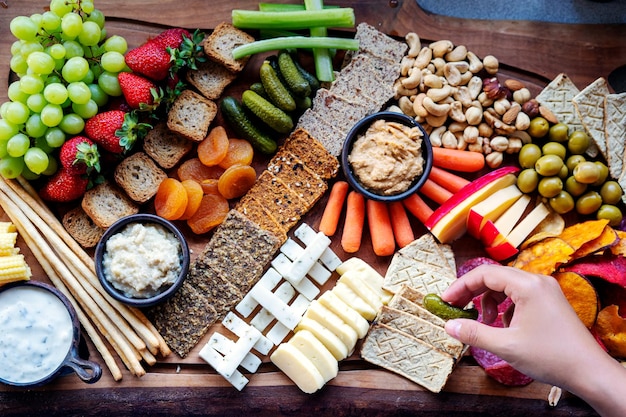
[288,329,338,383]
[266,293,311,345]
[250,281,295,332]
[318,290,369,338]
[249,284,300,330]
[222,312,272,355]
[198,343,248,391]
[294,223,342,271]
[279,237,332,285]
[304,300,358,352]
[236,267,283,318]
[270,343,325,394]
[336,257,392,305]
[216,325,262,378]
[332,282,378,321]
[296,317,348,360]
[271,253,321,300]
[208,332,261,373]
[339,270,384,312]
[285,232,331,285]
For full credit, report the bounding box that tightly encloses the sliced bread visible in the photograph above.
[142,123,193,169]
[62,206,105,248]
[167,89,217,142]
[81,180,139,229]
[114,152,167,203]
[203,22,255,73]
[186,59,238,100]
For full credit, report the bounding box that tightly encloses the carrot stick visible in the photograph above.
[419,178,453,204]
[428,166,470,193]
[389,201,415,248]
[341,191,365,253]
[432,147,485,172]
[366,199,395,256]
[318,180,349,236]
[402,193,434,224]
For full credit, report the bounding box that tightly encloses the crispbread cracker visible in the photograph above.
[282,128,340,180]
[235,194,288,242]
[267,149,327,208]
[572,77,610,161]
[360,323,455,393]
[606,93,626,186]
[387,292,447,328]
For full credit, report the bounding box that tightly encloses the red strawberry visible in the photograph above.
[39,169,89,202]
[151,28,191,50]
[85,110,149,154]
[124,41,171,81]
[118,72,161,110]
[59,136,100,175]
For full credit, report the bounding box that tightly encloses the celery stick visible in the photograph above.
[231,9,355,30]
[232,36,359,60]
[305,0,334,82]
[258,3,339,12]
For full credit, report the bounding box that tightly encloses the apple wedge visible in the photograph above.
[480,194,532,247]
[424,166,520,243]
[466,184,523,239]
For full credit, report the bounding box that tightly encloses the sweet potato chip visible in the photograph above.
[562,253,626,288]
[553,271,599,328]
[558,219,610,252]
[593,305,626,358]
[572,225,618,259]
[610,230,626,257]
[520,211,566,250]
[511,237,574,275]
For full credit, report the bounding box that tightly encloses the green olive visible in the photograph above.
[565,154,586,173]
[591,161,609,187]
[564,176,588,197]
[549,191,575,214]
[538,176,563,198]
[573,161,601,184]
[535,154,564,177]
[517,168,539,193]
[528,116,550,138]
[558,164,569,179]
[597,204,623,227]
[575,191,603,215]
[542,142,567,160]
[548,123,569,143]
[518,143,542,169]
[567,130,590,155]
[600,181,623,205]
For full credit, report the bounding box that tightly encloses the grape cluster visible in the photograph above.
[0,0,128,179]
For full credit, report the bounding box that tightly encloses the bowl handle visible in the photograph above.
[64,354,103,384]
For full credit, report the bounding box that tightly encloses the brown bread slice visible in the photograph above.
[186,59,238,100]
[114,152,167,203]
[167,89,217,142]
[81,180,139,229]
[62,206,105,248]
[203,22,255,73]
[142,123,193,169]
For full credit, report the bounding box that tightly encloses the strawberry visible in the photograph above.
[118,72,161,110]
[84,110,150,154]
[124,41,171,81]
[151,28,191,50]
[59,136,100,175]
[39,169,89,202]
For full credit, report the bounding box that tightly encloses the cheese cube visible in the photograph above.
[296,317,348,360]
[303,301,358,352]
[288,329,338,383]
[318,290,369,338]
[270,343,325,394]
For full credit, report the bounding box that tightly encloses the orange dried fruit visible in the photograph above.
[200,179,220,195]
[178,179,204,220]
[218,138,254,169]
[511,237,574,276]
[187,193,230,234]
[177,157,225,183]
[217,165,257,199]
[154,178,188,220]
[198,126,229,167]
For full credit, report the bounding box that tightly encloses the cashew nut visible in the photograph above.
[478,91,494,107]
[400,56,415,77]
[467,76,483,99]
[394,81,417,99]
[412,93,429,118]
[423,96,451,117]
[459,70,474,85]
[493,98,511,116]
[425,113,448,127]
[448,121,468,133]
[444,44,467,62]
[466,51,484,73]
[441,130,458,148]
[510,130,532,144]
[398,96,416,117]
[432,57,446,76]
[414,46,432,69]
[429,126,446,147]
[468,138,484,153]
[449,100,466,123]
[506,137,523,154]
[426,85,453,102]
[423,73,443,89]
[449,61,470,73]
[453,86,472,107]
[483,55,499,74]
[401,67,422,90]
[405,32,421,58]
[444,63,462,86]
[515,111,531,131]
[429,40,454,58]
[486,151,503,168]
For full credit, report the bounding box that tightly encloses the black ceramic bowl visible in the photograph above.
[341,111,433,202]
[94,214,190,308]
[0,281,102,388]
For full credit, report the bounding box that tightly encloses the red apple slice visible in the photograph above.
[485,239,519,261]
[466,184,523,239]
[424,166,520,243]
[480,194,531,246]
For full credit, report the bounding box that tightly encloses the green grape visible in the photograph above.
[10,16,39,41]
[59,113,85,134]
[10,40,24,55]
[90,64,103,79]
[41,11,62,31]
[61,13,83,38]
[62,56,89,82]
[0,102,10,120]
[41,155,58,176]
[24,147,49,174]
[4,102,30,125]
[30,13,43,27]
[81,1,95,14]
[25,113,48,138]
[19,74,45,95]
[40,103,64,127]
[63,40,84,58]
[26,51,56,74]
[7,81,29,103]
[43,82,69,105]
[0,156,25,179]
[46,74,62,85]
[72,99,98,119]
[100,51,126,73]
[48,44,66,60]
[78,21,101,46]
[98,71,122,96]
[85,9,105,28]
[26,93,47,113]
[20,165,41,181]
[53,57,65,72]
[99,28,107,43]
[81,68,95,84]
[7,133,31,157]
[88,83,108,106]
[0,140,8,159]
[103,35,128,54]
[67,81,91,104]
[45,126,66,148]
[20,41,44,58]
[0,119,20,141]
[82,44,103,59]
[49,0,73,16]
[10,54,28,75]
[34,136,54,154]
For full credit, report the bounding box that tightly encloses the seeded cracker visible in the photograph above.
[295,109,347,157]
[350,22,408,65]
[267,149,328,208]
[281,129,339,180]
[572,77,610,161]
[329,54,394,109]
[236,194,288,242]
[190,265,243,320]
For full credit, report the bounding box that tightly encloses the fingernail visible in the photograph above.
[446,320,462,339]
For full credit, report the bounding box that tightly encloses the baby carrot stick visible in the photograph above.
[402,193,434,224]
[428,166,470,193]
[432,147,485,172]
[367,199,395,256]
[318,180,349,236]
[389,201,415,248]
[341,191,365,253]
[419,178,453,205]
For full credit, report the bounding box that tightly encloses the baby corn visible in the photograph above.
[0,222,31,285]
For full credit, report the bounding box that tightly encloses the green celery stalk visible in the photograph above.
[304,0,334,82]
[232,36,359,60]
[231,8,355,30]
[258,3,339,12]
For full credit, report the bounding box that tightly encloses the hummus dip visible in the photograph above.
[348,119,424,195]
[102,222,182,298]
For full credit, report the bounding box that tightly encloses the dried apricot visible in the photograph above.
[218,138,254,169]
[187,193,230,234]
[200,179,220,195]
[198,126,229,167]
[178,179,204,220]
[154,178,188,220]
[218,165,257,199]
[177,157,225,183]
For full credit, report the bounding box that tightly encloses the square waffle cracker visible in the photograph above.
[573,77,610,162]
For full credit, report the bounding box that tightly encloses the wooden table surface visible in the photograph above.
[2,1,625,416]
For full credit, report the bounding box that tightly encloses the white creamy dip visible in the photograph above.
[102,222,182,299]
[0,285,74,384]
